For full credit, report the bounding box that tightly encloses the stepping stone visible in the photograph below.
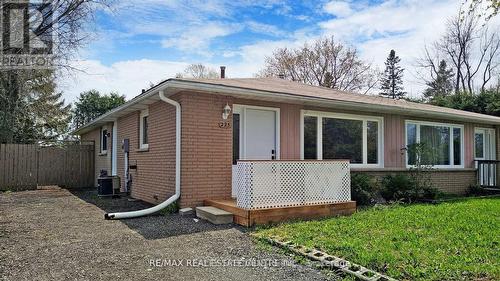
[195,206,233,224]
[179,207,194,216]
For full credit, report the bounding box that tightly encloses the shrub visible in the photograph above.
[467,184,494,196]
[351,173,378,205]
[380,174,414,202]
[380,173,441,202]
[421,186,442,200]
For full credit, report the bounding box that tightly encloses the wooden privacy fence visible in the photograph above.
[0,142,95,191]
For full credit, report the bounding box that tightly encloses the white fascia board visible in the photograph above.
[73,79,500,136]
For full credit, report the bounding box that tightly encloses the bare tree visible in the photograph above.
[466,0,499,21]
[176,64,219,79]
[258,36,377,94]
[417,12,500,94]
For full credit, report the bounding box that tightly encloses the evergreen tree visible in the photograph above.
[0,70,71,143]
[72,90,126,129]
[379,49,406,99]
[423,60,454,101]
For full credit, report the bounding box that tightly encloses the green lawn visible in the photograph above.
[255,198,500,281]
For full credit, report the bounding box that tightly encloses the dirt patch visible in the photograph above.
[0,189,330,281]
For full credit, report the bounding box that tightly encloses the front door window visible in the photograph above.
[475,129,495,161]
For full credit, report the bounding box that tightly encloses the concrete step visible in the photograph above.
[195,206,233,224]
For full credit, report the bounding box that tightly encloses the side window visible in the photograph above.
[101,128,108,153]
[139,109,149,149]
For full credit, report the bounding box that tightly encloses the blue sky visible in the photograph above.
[60,0,487,102]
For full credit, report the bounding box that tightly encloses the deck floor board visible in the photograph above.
[204,199,356,227]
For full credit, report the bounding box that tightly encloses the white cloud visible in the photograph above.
[246,21,285,37]
[161,22,242,55]
[319,0,463,96]
[58,59,190,102]
[228,35,314,77]
[65,0,499,104]
[323,1,353,18]
[98,0,294,55]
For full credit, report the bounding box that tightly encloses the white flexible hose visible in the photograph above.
[105,90,181,219]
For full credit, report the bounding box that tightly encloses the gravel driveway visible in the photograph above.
[0,189,331,281]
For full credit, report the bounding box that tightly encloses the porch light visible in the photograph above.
[222,103,231,120]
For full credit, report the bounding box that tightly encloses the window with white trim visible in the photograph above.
[139,109,149,149]
[405,121,463,168]
[301,111,384,167]
[475,131,484,159]
[474,128,495,160]
[100,127,108,154]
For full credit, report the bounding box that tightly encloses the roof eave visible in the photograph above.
[166,80,500,125]
[72,79,176,135]
[73,79,500,135]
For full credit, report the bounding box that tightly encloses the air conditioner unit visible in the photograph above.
[97,175,121,197]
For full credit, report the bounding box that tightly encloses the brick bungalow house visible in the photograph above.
[74,77,500,225]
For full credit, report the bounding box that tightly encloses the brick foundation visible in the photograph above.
[352,169,477,194]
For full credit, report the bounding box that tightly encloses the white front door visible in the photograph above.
[244,108,278,160]
[232,105,280,197]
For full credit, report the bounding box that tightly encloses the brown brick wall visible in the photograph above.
[352,169,477,194]
[81,90,493,206]
[116,100,176,205]
[81,124,112,187]
[178,91,234,207]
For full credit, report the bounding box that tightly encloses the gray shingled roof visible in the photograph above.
[177,77,500,123]
[73,77,500,135]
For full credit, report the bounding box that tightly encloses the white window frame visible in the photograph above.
[139,109,149,150]
[405,120,464,169]
[474,129,486,160]
[474,127,496,160]
[300,110,384,168]
[233,104,281,161]
[100,127,108,154]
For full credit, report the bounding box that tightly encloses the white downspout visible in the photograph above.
[111,120,118,176]
[105,90,181,219]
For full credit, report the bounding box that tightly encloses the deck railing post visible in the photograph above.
[476,160,500,189]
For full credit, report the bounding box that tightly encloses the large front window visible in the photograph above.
[302,111,383,167]
[406,121,463,168]
[322,118,363,163]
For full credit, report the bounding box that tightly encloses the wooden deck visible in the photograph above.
[203,199,357,227]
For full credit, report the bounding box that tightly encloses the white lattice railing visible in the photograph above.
[234,160,351,210]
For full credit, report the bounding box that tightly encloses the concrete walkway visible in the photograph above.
[0,189,330,281]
